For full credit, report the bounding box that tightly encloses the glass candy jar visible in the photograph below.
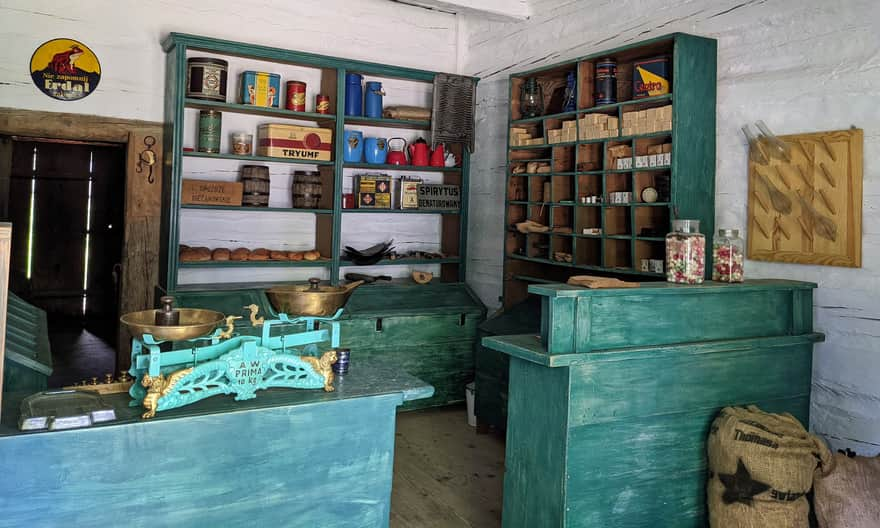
[712,229,745,283]
[520,78,544,118]
[666,219,705,284]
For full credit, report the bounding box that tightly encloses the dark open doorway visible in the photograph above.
[1,136,125,387]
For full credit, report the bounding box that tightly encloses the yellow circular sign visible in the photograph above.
[30,38,101,101]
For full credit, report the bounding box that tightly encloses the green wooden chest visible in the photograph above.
[172,282,485,410]
[482,280,823,527]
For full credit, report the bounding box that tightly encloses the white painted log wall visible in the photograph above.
[462,0,880,453]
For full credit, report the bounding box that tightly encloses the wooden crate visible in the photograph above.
[181,179,243,206]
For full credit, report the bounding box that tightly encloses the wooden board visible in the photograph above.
[748,128,862,267]
[0,223,10,421]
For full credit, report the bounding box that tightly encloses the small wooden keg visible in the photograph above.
[240,165,270,207]
[292,171,323,209]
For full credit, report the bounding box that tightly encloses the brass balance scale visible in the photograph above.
[114,279,362,419]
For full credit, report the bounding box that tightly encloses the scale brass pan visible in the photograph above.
[120,308,225,341]
[266,278,363,317]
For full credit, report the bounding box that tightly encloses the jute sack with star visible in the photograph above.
[707,405,831,528]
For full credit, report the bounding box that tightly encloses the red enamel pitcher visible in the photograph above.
[429,143,445,167]
[409,137,430,167]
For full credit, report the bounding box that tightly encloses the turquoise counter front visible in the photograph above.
[483,280,824,527]
[0,361,432,528]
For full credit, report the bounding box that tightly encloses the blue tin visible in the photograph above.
[345,73,363,116]
[333,349,350,374]
[343,130,363,162]
[364,137,387,164]
[240,71,281,108]
[364,81,384,118]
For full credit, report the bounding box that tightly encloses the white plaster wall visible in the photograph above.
[462,0,880,453]
[0,0,457,121]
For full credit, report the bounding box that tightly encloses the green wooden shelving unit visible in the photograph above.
[503,33,716,307]
[160,33,476,292]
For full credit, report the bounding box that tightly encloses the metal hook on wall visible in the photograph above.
[137,136,157,183]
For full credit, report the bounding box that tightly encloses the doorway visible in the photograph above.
[2,136,125,386]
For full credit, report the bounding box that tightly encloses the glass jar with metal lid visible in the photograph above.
[665,219,705,284]
[712,228,744,283]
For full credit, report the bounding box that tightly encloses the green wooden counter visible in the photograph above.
[0,361,431,528]
[482,280,824,527]
[171,281,485,410]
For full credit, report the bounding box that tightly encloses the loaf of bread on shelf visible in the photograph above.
[303,250,320,261]
[212,248,231,261]
[288,251,304,261]
[270,250,289,260]
[180,246,211,262]
[249,248,270,261]
[230,247,250,261]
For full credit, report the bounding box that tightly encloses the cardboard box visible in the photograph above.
[257,123,333,161]
[181,179,243,206]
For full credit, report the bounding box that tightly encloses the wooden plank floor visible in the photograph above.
[391,406,505,527]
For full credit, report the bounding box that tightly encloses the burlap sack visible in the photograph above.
[707,406,830,528]
[814,451,880,528]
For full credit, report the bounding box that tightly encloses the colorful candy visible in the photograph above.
[666,220,705,284]
[712,229,744,282]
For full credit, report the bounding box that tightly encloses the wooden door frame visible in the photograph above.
[0,107,163,370]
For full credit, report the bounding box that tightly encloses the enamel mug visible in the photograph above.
[364,137,388,164]
[343,130,363,162]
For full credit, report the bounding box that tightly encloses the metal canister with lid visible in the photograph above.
[198,110,222,153]
[187,57,228,102]
[286,81,307,112]
[594,58,617,105]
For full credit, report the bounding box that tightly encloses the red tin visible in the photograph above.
[285,81,307,112]
[315,95,331,114]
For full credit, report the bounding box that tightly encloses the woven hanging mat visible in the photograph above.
[431,73,475,153]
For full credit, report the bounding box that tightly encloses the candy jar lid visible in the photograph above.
[672,219,700,234]
[717,228,739,238]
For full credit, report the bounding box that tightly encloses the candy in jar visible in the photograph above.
[666,219,705,284]
[712,228,744,282]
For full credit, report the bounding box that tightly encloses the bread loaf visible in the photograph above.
[230,248,250,261]
[212,248,231,261]
[288,251,304,261]
[303,250,320,261]
[249,248,270,261]
[180,246,211,262]
[270,250,289,260]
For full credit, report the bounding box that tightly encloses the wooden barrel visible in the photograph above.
[240,165,270,207]
[292,171,322,209]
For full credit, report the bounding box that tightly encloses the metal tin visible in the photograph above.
[286,81,307,112]
[315,94,331,114]
[594,58,617,105]
[198,110,221,153]
[240,71,281,107]
[187,57,228,102]
[633,56,670,99]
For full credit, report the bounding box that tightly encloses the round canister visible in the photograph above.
[364,81,384,118]
[344,73,363,116]
[594,58,617,105]
[187,57,228,102]
[240,165,270,207]
[315,95,331,114]
[286,81,307,112]
[292,171,323,209]
[198,110,222,153]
